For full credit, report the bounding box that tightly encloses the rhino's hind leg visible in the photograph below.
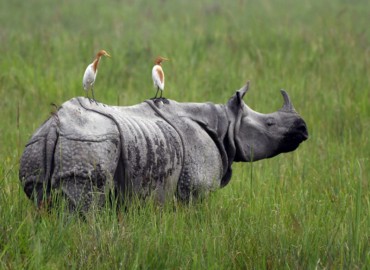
[60,178,96,212]
[52,160,118,212]
[58,174,111,213]
[19,117,58,208]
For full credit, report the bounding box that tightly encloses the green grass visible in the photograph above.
[1,0,369,268]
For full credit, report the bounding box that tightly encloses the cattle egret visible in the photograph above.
[152,56,169,101]
[82,49,111,103]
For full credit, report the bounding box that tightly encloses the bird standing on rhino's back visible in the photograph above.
[151,56,169,101]
[82,49,111,103]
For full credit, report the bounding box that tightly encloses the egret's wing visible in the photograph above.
[152,66,165,90]
[83,64,95,90]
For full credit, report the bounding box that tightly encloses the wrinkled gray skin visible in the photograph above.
[19,83,308,211]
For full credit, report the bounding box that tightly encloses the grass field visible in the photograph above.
[0,0,369,268]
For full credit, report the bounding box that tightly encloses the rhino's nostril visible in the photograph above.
[297,124,308,139]
[298,124,307,133]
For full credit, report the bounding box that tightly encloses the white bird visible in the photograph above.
[151,56,169,100]
[82,49,111,103]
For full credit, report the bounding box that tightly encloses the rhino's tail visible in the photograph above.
[19,115,59,207]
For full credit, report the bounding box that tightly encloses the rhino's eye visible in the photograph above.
[266,118,276,127]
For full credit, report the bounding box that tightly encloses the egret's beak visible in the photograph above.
[162,57,169,61]
[105,52,111,58]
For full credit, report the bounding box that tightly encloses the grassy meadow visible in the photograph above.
[0,0,369,268]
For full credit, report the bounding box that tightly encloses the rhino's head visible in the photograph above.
[227,82,308,162]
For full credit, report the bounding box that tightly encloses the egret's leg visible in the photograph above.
[160,90,169,104]
[91,87,95,100]
[91,87,98,105]
[153,88,160,99]
[86,90,93,104]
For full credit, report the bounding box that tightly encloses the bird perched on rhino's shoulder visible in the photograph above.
[151,56,169,102]
[82,49,111,103]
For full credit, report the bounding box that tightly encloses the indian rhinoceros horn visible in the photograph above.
[279,89,296,112]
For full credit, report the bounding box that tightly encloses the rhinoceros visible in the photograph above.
[19,82,308,211]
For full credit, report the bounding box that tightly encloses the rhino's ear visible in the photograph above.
[237,80,250,100]
[227,81,250,110]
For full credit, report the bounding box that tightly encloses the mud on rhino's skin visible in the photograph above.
[19,82,308,211]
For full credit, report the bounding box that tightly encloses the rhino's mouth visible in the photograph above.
[291,128,308,142]
[280,136,305,153]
